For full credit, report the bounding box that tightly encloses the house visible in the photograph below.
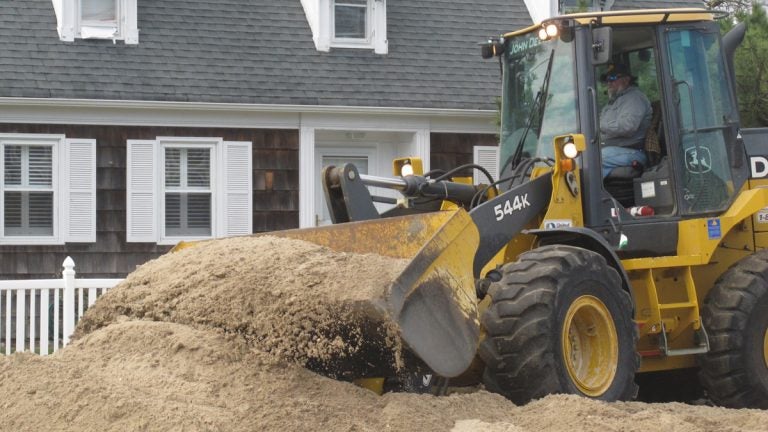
[0,0,704,279]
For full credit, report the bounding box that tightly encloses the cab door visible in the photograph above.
[660,22,748,216]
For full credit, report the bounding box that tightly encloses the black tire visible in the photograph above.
[479,245,639,404]
[699,250,768,408]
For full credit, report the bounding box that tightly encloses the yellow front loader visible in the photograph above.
[188,9,768,408]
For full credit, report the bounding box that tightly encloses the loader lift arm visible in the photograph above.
[323,162,553,278]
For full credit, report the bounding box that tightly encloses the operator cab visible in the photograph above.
[493,9,750,257]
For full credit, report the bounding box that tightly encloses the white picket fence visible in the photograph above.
[0,257,123,355]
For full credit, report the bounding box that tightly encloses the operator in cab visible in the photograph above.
[599,63,652,178]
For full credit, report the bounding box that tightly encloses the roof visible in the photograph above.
[0,0,532,111]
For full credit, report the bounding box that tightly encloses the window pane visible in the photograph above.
[165,148,181,188]
[4,191,53,236]
[82,0,117,22]
[4,145,22,186]
[165,192,211,237]
[28,192,54,229]
[165,193,181,229]
[335,2,367,39]
[187,194,211,230]
[666,28,737,214]
[28,146,53,187]
[186,149,211,188]
[4,191,21,229]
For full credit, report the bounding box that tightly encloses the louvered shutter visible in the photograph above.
[221,141,252,237]
[474,145,500,185]
[64,139,96,242]
[127,140,157,242]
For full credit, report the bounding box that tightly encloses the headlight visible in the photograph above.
[545,24,558,38]
[401,162,414,177]
[563,141,579,159]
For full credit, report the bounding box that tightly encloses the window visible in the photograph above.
[81,0,117,24]
[334,0,368,41]
[127,138,252,244]
[302,0,386,53]
[78,0,121,39]
[164,147,212,237]
[0,134,96,245]
[665,27,741,214]
[4,145,54,236]
[53,0,138,44]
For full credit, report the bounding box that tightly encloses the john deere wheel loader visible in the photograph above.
[268,8,768,408]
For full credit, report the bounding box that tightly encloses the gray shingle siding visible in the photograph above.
[0,0,532,111]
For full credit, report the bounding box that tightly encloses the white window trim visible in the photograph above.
[305,0,387,54]
[159,138,219,246]
[331,0,373,47]
[55,0,139,44]
[127,137,253,245]
[0,134,60,245]
[0,134,66,245]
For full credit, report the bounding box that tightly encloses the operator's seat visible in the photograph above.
[603,101,663,206]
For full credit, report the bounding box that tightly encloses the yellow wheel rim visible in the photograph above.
[562,295,619,397]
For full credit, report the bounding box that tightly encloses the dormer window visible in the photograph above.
[333,0,368,41]
[53,0,139,44]
[300,0,387,54]
[80,0,119,39]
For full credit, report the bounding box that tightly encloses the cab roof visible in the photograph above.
[503,8,719,38]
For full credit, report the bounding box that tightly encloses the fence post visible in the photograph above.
[62,257,76,347]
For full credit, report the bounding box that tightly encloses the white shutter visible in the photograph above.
[64,138,96,243]
[221,141,252,237]
[474,145,500,185]
[372,0,388,54]
[127,140,157,242]
[123,0,139,44]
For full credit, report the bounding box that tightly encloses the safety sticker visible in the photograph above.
[757,207,768,224]
[707,218,722,239]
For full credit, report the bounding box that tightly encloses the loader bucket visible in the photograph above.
[273,209,481,378]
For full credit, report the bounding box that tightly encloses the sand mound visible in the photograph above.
[1,235,767,431]
[4,320,767,431]
[75,235,408,368]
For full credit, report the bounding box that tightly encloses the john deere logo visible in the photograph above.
[751,156,768,178]
[684,147,712,174]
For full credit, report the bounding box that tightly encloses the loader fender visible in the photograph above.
[527,227,634,305]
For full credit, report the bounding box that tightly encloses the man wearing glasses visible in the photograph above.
[599,63,653,178]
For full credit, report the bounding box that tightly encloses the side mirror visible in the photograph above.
[481,38,505,59]
[592,27,612,65]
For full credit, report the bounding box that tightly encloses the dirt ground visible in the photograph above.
[1,235,767,431]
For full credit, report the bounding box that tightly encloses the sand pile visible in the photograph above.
[1,235,767,431]
[74,235,409,369]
